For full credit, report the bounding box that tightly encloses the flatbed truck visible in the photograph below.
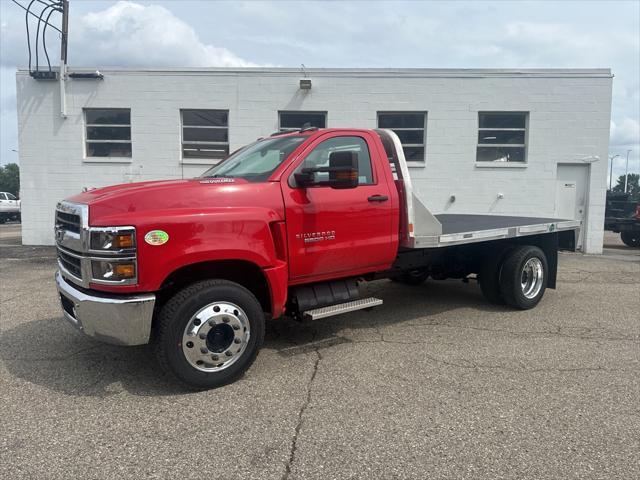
[54,128,579,389]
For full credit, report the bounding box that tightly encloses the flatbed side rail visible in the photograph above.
[413,219,581,248]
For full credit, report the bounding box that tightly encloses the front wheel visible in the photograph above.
[499,246,548,310]
[620,231,640,248]
[154,279,265,390]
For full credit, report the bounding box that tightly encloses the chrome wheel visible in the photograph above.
[182,302,250,372]
[520,257,543,299]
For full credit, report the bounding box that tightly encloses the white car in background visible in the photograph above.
[0,192,20,223]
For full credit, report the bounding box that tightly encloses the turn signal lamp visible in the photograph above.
[91,260,136,281]
[90,230,135,251]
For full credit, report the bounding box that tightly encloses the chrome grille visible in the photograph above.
[55,201,138,288]
[57,248,82,279]
[56,210,81,234]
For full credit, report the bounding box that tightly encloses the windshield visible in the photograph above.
[201,135,307,182]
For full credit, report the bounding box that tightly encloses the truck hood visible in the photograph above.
[67,178,285,226]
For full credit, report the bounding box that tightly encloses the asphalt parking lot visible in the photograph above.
[1,225,639,480]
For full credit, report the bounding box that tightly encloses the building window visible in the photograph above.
[181,109,229,162]
[477,112,528,163]
[279,111,327,132]
[377,112,427,163]
[84,109,132,157]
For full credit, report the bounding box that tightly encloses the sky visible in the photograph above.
[1,0,639,181]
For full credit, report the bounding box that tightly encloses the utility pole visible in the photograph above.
[624,149,632,193]
[59,0,69,118]
[609,154,620,190]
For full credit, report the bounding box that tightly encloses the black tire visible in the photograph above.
[154,279,265,390]
[478,247,513,304]
[620,231,640,248]
[499,246,548,310]
[392,269,429,285]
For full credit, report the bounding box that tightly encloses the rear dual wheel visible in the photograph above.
[479,245,548,310]
[155,280,265,390]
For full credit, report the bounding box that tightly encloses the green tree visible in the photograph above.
[0,163,20,197]
[612,173,639,200]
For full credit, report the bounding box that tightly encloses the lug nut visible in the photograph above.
[225,351,232,357]
[223,317,229,323]
[200,347,208,354]
[213,306,220,312]
[233,325,240,330]
[193,318,201,326]
[211,354,219,361]
[196,360,203,365]
[208,320,215,326]
[186,341,194,348]
[234,338,241,344]
[199,333,206,339]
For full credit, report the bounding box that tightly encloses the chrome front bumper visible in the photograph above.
[55,271,156,346]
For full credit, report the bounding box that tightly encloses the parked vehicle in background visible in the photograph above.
[53,128,580,389]
[0,192,20,223]
[604,192,640,247]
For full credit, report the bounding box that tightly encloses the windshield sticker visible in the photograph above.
[200,178,236,184]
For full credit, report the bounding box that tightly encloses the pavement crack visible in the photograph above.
[282,347,322,480]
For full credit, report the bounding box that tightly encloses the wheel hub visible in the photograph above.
[521,257,543,299]
[182,302,250,372]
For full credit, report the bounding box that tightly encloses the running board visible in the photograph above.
[303,297,383,321]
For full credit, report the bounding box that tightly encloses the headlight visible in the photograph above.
[90,229,135,251]
[91,259,136,282]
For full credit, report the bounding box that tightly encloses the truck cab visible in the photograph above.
[55,128,579,389]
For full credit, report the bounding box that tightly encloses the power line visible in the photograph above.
[35,2,62,71]
[11,0,63,34]
[42,5,61,70]
[12,0,63,73]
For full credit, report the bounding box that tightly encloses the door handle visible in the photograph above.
[368,195,389,203]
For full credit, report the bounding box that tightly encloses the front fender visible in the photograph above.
[91,207,283,293]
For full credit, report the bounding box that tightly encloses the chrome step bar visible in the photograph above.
[303,297,383,321]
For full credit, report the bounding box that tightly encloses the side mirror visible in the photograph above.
[327,151,359,189]
[294,151,359,189]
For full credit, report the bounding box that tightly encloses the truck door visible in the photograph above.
[282,132,395,281]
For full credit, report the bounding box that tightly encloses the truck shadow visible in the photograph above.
[265,279,510,356]
[1,279,511,397]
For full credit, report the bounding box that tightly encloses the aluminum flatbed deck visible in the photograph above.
[374,129,582,250]
[412,214,580,248]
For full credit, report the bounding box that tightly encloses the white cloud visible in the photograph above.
[610,118,640,148]
[74,1,258,67]
[0,0,638,171]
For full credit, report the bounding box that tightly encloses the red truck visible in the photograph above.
[55,128,580,389]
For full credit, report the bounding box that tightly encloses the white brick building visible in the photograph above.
[16,67,612,253]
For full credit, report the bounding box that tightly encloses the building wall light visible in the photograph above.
[299,79,312,90]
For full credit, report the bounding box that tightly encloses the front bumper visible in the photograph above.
[55,271,156,346]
